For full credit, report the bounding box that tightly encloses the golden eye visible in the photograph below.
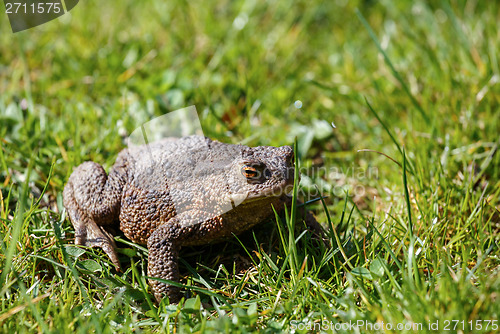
[241,165,260,179]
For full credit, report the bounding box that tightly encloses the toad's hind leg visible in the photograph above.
[63,159,127,270]
[65,202,121,269]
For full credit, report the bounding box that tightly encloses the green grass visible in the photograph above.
[1,0,499,332]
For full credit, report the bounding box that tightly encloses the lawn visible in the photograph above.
[0,0,499,332]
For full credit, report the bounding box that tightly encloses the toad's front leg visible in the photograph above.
[147,221,183,303]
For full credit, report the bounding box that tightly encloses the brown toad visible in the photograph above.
[63,135,319,302]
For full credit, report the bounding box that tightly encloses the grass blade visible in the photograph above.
[356,9,430,123]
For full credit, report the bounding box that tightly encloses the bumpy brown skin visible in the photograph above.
[63,136,319,303]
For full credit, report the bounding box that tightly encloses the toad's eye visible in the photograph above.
[241,165,260,179]
[241,162,269,182]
